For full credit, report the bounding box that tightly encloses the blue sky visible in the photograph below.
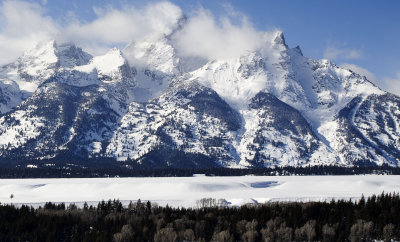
[1,0,400,93]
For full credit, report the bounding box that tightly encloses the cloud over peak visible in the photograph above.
[383,73,400,96]
[0,1,185,64]
[172,7,267,60]
[0,0,59,64]
[63,2,184,54]
[0,0,286,65]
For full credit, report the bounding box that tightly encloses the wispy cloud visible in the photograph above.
[0,0,280,65]
[172,7,267,60]
[0,0,59,65]
[63,2,183,55]
[323,45,362,61]
[339,63,378,84]
[339,62,400,96]
[0,1,184,64]
[383,73,400,96]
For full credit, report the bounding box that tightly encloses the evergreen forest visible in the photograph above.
[0,193,399,241]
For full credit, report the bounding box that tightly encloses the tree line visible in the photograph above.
[1,192,399,241]
[0,158,399,178]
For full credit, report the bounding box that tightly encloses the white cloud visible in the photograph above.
[323,46,362,61]
[63,2,276,60]
[0,1,287,65]
[339,63,378,84]
[0,0,59,65]
[172,8,266,60]
[383,73,400,96]
[63,2,183,55]
[0,1,184,64]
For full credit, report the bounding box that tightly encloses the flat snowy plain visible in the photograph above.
[1,175,399,208]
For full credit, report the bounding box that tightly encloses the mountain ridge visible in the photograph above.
[0,30,399,168]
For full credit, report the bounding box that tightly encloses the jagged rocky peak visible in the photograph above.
[16,40,59,80]
[18,40,92,72]
[0,40,93,93]
[183,30,298,111]
[272,30,288,47]
[293,46,303,56]
[54,41,92,68]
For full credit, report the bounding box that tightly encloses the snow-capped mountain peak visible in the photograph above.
[123,36,178,75]
[55,42,92,68]
[15,40,91,80]
[272,30,288,48]
[0,32,399,168]
[17,40,58,81]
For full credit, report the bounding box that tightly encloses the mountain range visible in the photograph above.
[0,27,399,168]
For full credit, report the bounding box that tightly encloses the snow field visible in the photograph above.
[0,175,399,208]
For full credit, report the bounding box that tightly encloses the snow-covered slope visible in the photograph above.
[106,80,241,167]
[0,30,399,168]
[1,175,399,207]
[0,41,92,114]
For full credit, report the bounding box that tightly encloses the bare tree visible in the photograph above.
[154,227,177,242]
[113,224,133,242]
[183,229,195,242]
[322,223,336,242]
[349,219,373,242]
[295,220,316,241]
[195,220,206,238]
[261,217,292,242]
[275,226,293,242]
[236,220,248,236]
[246,220,258,231]
[382,223,395,242]
[196,198,217,209]
[242,220,259,242]
[211,230,234,242]
[242,230,259,242]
